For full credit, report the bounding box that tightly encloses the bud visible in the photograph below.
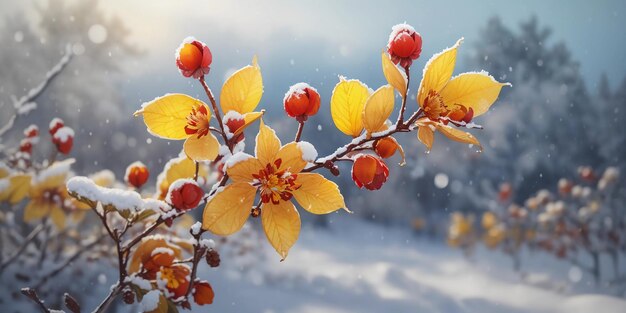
[49,118,64,136]
[19,139,33,154]
[166,179,204,211]
[125,161,149,189]
[52,126,74,155]
[387,23,422,67]
[205,248,220,267]
[192,281,215,305]
[24,125,39,138]
[223,111,245,143]
[577,166,595,181]
[373,137,398,159]
[558,178,572,195]
[122,289,135,304]
[63,293,81,313]
[498,182,512,202]
[283,83,320,121]
[447,106,474,124]
[176,38,212,79]
[250,207,261,218]
[351,155,389,190]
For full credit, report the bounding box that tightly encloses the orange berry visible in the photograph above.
[176,38,212,78]
[125,161,149,189]
[374,137,398,159]
[283,83,320,119]
[193,281,215,305]
[352,155,389,190]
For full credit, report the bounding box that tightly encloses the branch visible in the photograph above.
[304,109,422,173]
[0,45,73,139]
[395,65,411,125]
[0,224,44,274]
[294,120,305,142]
[21,288,51,313]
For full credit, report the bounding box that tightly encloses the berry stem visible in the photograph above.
[395,65,411,126]
[294,120,305,142]
[199,76,229,146]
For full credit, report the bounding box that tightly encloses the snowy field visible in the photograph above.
[197,217,626,313]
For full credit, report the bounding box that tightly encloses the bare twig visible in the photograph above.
[21,288,51,313]
[0,224,44,274]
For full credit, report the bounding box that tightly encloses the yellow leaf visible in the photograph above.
[330,78,371,137]
[23,200,50,222]
[255,120,281,165]
[202,182,256,236]
[435,123,482,150]
[274,142,307,174]
[440,72,511,117]
[156,155,200,200]
[8,174,31,204]
[417,38,463,107]
[261,200,300,260]
[226,156,262,183]
[382,52,407,95]
[417,125,434,151]
[220,56,263,114]
[233,111,264,135]
[363,85,395,134]
[183,133,220,161]
[292,173,349,214]
[134,94,209,140]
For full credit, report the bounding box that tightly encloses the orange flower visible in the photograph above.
[158,264,190,299]
[351,155,389,190]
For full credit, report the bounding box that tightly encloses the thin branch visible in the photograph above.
[199,76,229,145]
[294,120,305,142]
[21,288,51,313]
[395,65,411,125]
[0,224,44,274]
[0,45,73,139]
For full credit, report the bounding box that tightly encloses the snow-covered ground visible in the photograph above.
[203,216,626,313]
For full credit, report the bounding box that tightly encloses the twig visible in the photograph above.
[21,288,51,313]
[294,120,305,142]
[395,65,411,125]
[0,45,73,139]
[199,76,229,145]
[0,224,44,274]
[184,229,207,298]
[34,234,107,289]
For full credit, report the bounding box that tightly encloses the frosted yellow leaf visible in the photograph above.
[382,52,407,95]
[165,156,197,183]
[183,133,219,161]
[435,123,482,150]
[7,174,31,204]
[274,142,307,174]
[220,56,263,114]
[233,111,264,135]
[261,200,300,260]
[440,72,511,117]
[330,78,371,137]
[417,125,435,151]
[417,38,463,107]
[134,94,208,140]
[363,85,395,134]
[202,182,256,236]
[292,173,349,214]
[255,120,281,165]
[227,156,262,183]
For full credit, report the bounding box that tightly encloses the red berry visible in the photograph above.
[283,83,321,119]
[167,180,204,211]
[351,155,389,190]
[176,38,212,79]
[125,161,149,189]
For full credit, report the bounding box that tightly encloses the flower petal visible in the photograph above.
[293,173,349,214]
[202,182,256,236]
[417,38,463,107]
[440,72,511,117]
[261,200,301,260]
[330,77,371,137]
[435,123,482,150]
[275,142,307,174]
[255,120,281,165]
[363,85,395,135]
[50,205,66,230]
[183,133,220,161]
[5,174,31,204]
[382,52,407,95]
[220,56,263,114]
[227,157,263,183]
[417,125,435,151]
[134,94,209,140]
[23,200,50,222]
